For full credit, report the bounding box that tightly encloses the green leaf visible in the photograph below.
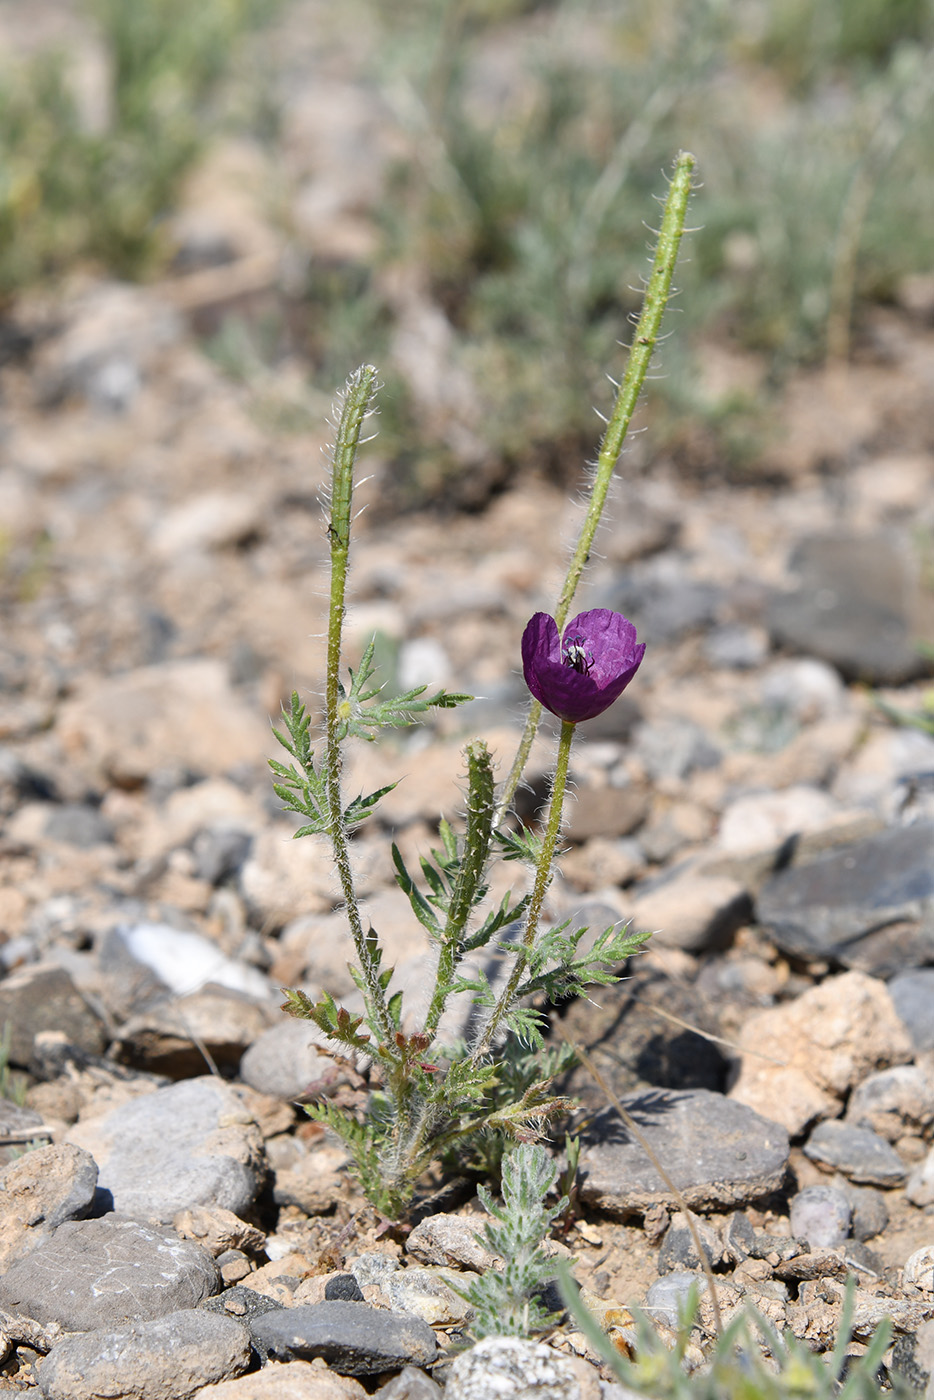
[344,781,398,827]
[392,844,442,937]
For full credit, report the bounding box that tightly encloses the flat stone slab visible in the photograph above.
[67,1076,265,1222]
[803,1120,907,1187]
[0,1217,218,1333]
[578,1088,790,1214]
[249,1301,438,1377]
[38,1309,250,1400]
[756,822,934,966]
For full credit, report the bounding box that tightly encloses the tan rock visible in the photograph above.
[193,1359,367,1398]
[729,970,913,1134]
[172,1205,266,1258]
[57,660,269,787]
[629,871,749,953]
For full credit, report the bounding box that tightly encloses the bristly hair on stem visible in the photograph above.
[269,153,695,1219]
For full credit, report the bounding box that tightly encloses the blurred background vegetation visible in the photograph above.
[2,0,934,503]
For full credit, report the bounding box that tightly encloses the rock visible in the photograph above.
[108,923,272,1000]
[0,1217,218,1333]
[0,1142,98,1268]
[377,1268,472,1327]
[905,1247,934,1294]
[67,1076,265,1221]
[846,1065,934,1141]
[717,786,841,857]
[445,1337,596,1400]
[239,1019,332,1100]
[803,1121,907,1186]
[35,282,180,409]
[249,1301,438,1377]
[577,1088,789,1214]
[788,1184,852,1248]
[201,1285,284,1326]
[632,719,721,782]
[405,1213,496,1272]
[193,1360,368,1398]
[839,1182,888,1242]
[0,1098,49,1165]
[607,562,721,646]
[39,1309,249,1400]
[113,986,277,1077]
[643,1272,708,1329]
[628,868,749,953]
[151,492,263,556]
[906,1147,934,1207]
[563,784,651,842]
[657,1212,727,1273]
[373,1367,443,1399]
[0,963,107,1070]
[192,826,254,885]
[767,530,927,683]
[43,802,114,847]
[889,969,934,1053]
[729,970,913,1134]
[704,624,768,670]
[57,659,269,787]
[756,822,934,969]
[173,1206,266,1259]
[240,826,339,929]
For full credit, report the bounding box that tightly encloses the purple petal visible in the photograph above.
[521,608,644,723]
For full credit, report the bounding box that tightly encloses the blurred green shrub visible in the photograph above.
[0,0,275,295]
[333,0,934,493]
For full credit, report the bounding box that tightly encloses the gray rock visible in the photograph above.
[113,985,277,1077]
[607,561,721,646]
[200,1286,284,1323]
[43,803,113,848]
[788,1184,852,1248]
[0,1142,98,1267]
[404,1215,496,1273]
[839,1182,889,1243]
[889,968,934,1053]
[38,1308,250,1400]
[374,1365,443,1399]
[643,1272,708,1329]
[803,1120,907,1186]
[0,1217,218,1332]
[66,1076,265,1221]
[768,531,926,683]
[756,822,934,967]
[633,719,721,783]
[704,624,768,670]
[578,1089,789,1214]
[249,1300,437,1377]
[445,1337,584,1400]
[0,963,106,1070]
[319,1274,362,1302]
[191,826,253,885]
[239,1018,330,1100]
[657,1212,726,1273]
[906,1146,934,1207]
[845,1065,934,1141]
[564,783,650,841]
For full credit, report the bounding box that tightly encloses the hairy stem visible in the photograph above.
[425,740,496,1036]
[495,151,696,827]
[323,365,392,1042]
[471,719,576,1065]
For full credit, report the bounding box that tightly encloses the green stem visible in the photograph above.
[425,740,496,1036]
[494,151,696,828]
[471,719,576,1065]
[323,365,392,1043]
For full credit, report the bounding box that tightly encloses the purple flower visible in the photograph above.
[521,608,645,723]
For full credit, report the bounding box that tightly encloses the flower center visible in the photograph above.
[562,635,593,674]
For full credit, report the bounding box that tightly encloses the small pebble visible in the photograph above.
[789,1184,852,1248]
